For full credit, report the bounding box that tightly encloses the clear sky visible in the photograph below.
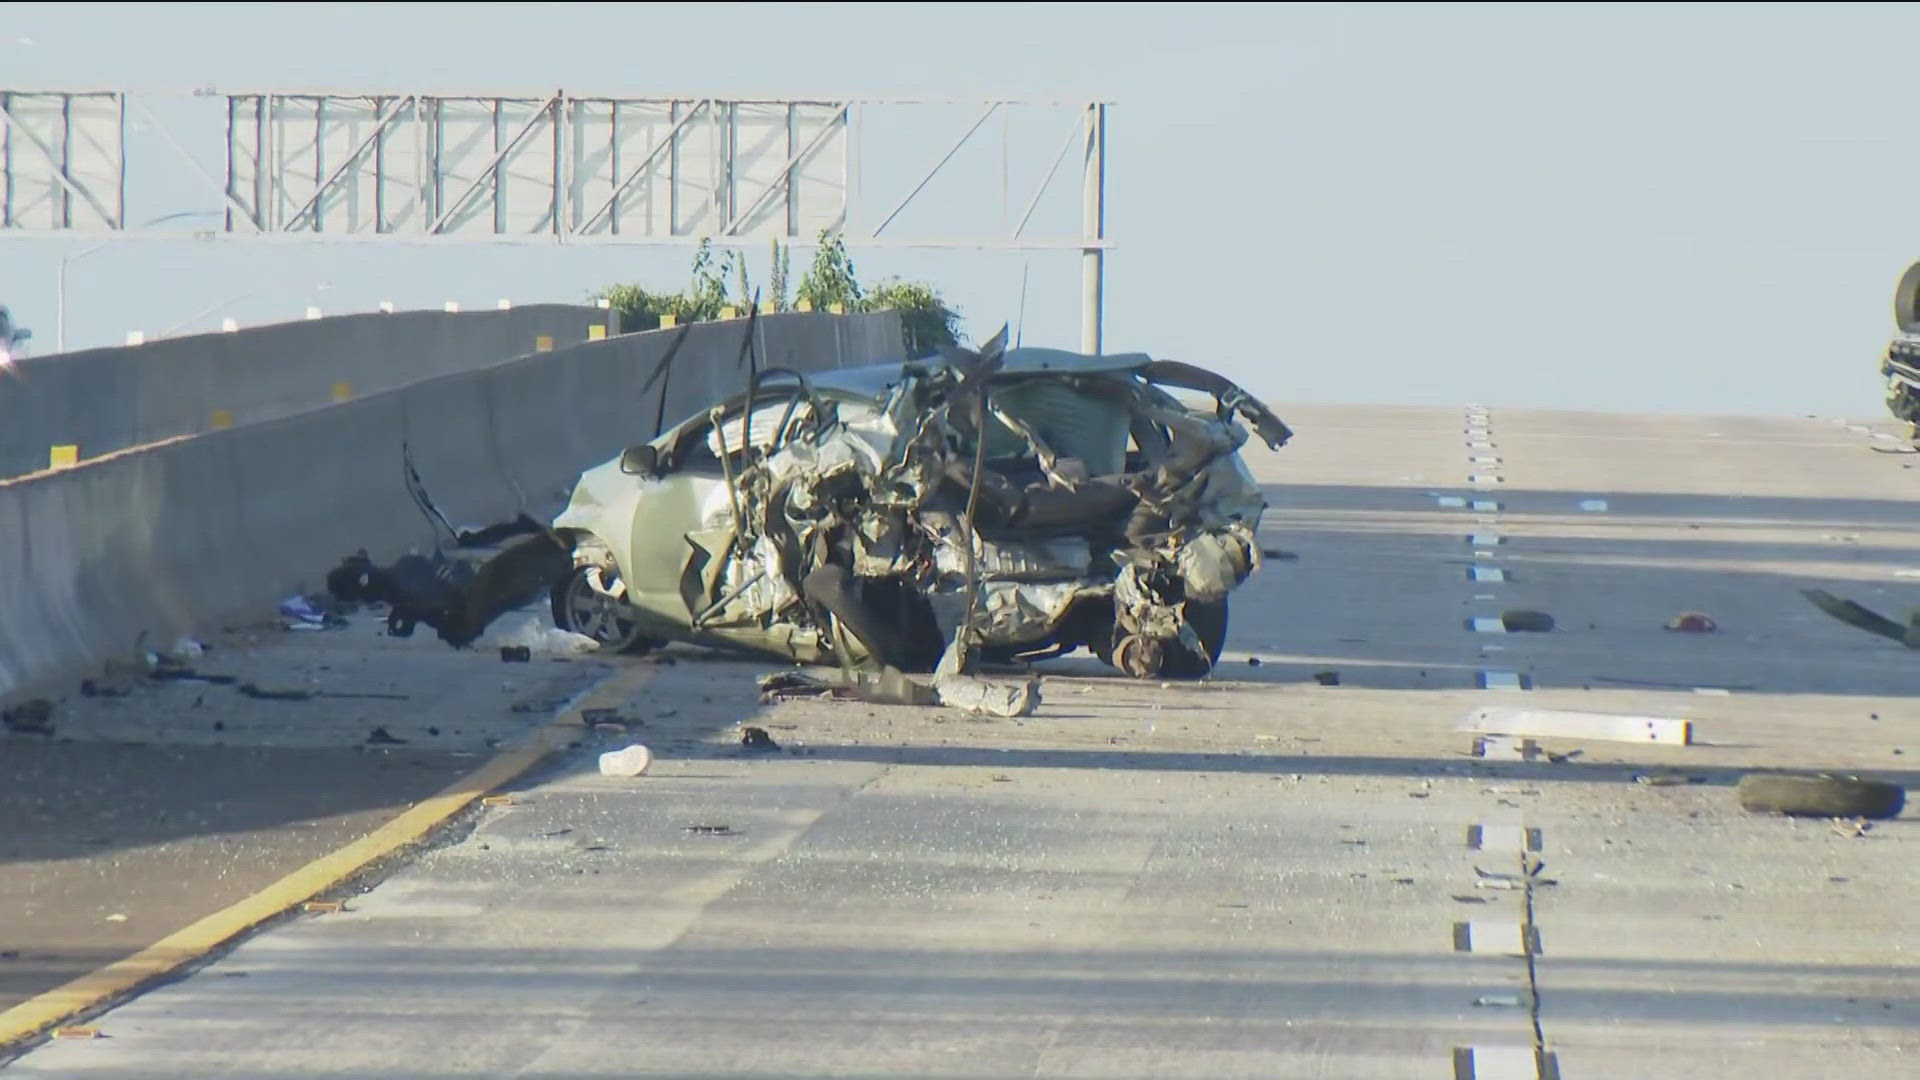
[2,2,1915,417]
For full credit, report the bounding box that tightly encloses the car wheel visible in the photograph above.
[1735,773,1905,819]
[1160,598,1229,679]
[550,564,656,655]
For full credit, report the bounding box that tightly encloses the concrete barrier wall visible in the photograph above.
[0,304,613,478]
[0,310,903,701]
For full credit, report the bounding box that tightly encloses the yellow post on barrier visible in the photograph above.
[210,410,234,430]
[760,301,777,314]
[719,306,737,320]
[49,445,78,470]
[331,381,352,403]
[827,302,844,315]
[588,325,607,340]
[660,313,678,327]
[794,299,813,313]
[535,335,554,352]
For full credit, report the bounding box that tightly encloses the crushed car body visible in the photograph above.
[1881,260,1920,433]
[534,337,1290,679]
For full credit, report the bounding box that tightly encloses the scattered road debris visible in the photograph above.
[1831,819,1876,839]
[1312,670,1340,686]
[1633,772,1705,787]
[1474,994,1524,1008]
[1260,548,1300,561]
[1459,706,1692,746]
[2,698,56,735]
[1735,773,1906,819]
[1665,611,1719,633]
[499,646,532,663]
[740,726,782,752]
[366,726,409,746]
[1500,609,1556,633]
[684,824,735,836]
[1246,656,1262,667]
[598,744,654,777]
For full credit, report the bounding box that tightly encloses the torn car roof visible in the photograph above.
[814,348,1156,401]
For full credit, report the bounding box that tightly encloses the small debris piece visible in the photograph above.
[104,913,128,923]
[149,668,239,685]
[79,679,129,698]
[593,722,628,734]
[1545,748,1585,764]
[1474,994,1524,1008]
[580,707,626,726]
[684,824,735,835]
[758,671,843,702]
[238,683,314,701]
[499,645,532,663]
[1832,819,1874,839]
[2,698,55,735]
[52,1027,101,1040]
[481,795,514,807]
[1666,612,1719,633]
[302,900,344,914]
[1312,670,1340,686]
[933,673,1041,717]
[1501,609,1555,633]
[366,726,408,746]
[740,726,782,752]
[598,744,654,777]
[1260,548,1300,561]
[1247,656,1262,667]
[1635,773,1689,787]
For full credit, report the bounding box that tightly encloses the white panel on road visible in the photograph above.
[1470,566,1506,583]
[1470,617,1507,633]
[1455,1045,1556,1079]
[1579,499,1609,512]
[1470,474,1502,486]
[1472,456,1502,465]
[1453,921,1537,955]
[1469,534,1502,546]
[1437,496,1468,508]
[1479,671,1526,690]
[1460,706,1692,745]
[1468,824,1542,852]
[1472,500,1500,511]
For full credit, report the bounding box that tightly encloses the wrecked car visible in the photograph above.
[1882,260,1920,435]
[528,339,1291,679]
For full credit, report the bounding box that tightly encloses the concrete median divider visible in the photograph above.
[0,310,903,701]
[1,304,614,478]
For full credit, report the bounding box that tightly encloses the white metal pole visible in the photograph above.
[1080,103,1106,356]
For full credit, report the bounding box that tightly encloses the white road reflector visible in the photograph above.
[1471,500,1500,512]
[1579,499,1609,512]
[1460,706,1692,745]
[1478,671,1526,690]
[1472,456,1502,465]
[1469,441,1496,451]
[1470,566,1506,583]
[1470,617,1507,633]
[1469,534,1502,546]
[1469,474,1502,486]
[1437,495,1468,508]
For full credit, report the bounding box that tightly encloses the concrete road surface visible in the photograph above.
[6,405,1917,1078]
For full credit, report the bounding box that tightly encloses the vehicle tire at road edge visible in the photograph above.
[1735,773,1906,819]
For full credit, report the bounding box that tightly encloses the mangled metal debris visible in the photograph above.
[1802,588,1920,647]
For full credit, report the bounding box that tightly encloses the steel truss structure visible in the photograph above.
[0,88,1111,350]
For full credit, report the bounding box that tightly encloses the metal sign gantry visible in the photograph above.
[0,88,1111,351]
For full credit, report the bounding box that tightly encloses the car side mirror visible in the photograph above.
[629,441,668,474]
[620,444,659,476]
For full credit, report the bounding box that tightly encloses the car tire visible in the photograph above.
[1160,598,1229,679]
[550,564,656,655]
[1735,773,1906,819]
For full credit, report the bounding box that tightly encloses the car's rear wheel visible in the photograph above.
[551,564,656,655]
